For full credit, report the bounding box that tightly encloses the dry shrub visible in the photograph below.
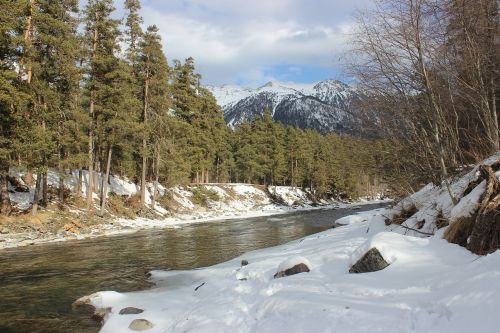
[386,204,417,226]
[124,193,142,210]
[157,192,182,213]
[223,186,243,202]
[191,187,220,207]
[107,194,136,219]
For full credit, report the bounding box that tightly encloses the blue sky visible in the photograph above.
[111,0,373,86]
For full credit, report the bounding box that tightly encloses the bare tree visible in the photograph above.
[347,0,498,196]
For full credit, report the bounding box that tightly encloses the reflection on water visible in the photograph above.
[0,204,386,332]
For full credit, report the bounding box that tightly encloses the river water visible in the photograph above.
[0,204,386,332]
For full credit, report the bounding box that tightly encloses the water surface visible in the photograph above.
[0,204,386,332]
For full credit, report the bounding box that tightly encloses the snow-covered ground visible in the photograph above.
[78,154,500,333]
[80,206,498,333]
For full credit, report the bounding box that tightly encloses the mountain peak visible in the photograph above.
[206,79,359,134]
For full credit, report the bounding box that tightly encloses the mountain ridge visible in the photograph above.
[206,79,360,133]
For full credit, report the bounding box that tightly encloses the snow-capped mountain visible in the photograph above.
[207,80,360,133]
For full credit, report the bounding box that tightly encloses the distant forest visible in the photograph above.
[1,0,497,216]
[0,0,393,215]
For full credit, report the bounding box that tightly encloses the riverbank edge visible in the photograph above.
[0,200,392,251]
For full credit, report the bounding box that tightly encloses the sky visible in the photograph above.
[110,0,373,87]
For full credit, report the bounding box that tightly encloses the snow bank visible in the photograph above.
[386,152,500,235]
[77,154,500,332]
[80,205,499,333]
[7,169,334,219]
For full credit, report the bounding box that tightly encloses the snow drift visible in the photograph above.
[76,154,500,333]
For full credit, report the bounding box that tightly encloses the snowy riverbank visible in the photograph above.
[78,206,499,333]
[1,168,389,250]
[77,154,500,333]
[0,194,389,250]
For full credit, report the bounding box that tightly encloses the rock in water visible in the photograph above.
[241,259,249,266]
[274,263,310,279]
[119,307,144,315]
[129,319,154,331]
[349,248,389,273]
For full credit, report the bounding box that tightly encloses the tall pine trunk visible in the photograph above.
[152,148,160,210]
[19,0,34,80]
[99,146,113,216]
[0,166,11,215]
[87,24,98,212]
[32,174,42,215]
[59,172,64,206]
[42,172,48,207]
[140,77,150,208]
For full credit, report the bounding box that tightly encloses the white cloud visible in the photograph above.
[118,0,373,85]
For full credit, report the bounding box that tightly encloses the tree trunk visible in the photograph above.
[141,77,150,208]
[77,169,83,197]
[59,171,64,206]
[19,0,34,80]
[152,148,160,210]
[413,4,457,204]
[0,169,11,215]
[32,174,42,215]
[42,172,48,207]
[99,146,113,216]
[87,24,98,213]
[490,76,499,151]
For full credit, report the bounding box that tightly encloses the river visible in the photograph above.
[0,203,386,332]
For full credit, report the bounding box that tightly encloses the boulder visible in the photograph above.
[129,319,154,331]
[274,259,310,279]
[119,307,144,315]
[349,248,389,273]
[241,259,249,266]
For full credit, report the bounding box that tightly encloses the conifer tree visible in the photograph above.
[137,25,170,208]
[0,1,26,215]
[83,0,123,213]
[16,0,81,214]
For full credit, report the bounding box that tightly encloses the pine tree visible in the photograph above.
[83,0,124,213]
[0,1,26,215]
[124,0,143,68]
[172,57,200,122]
[137,24,170,208]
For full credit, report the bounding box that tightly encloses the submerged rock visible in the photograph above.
[129,319,154,331]
[119,307,144,315]
[349,248,389,273]
[274,263,310,278]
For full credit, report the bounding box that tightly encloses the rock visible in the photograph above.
[129,319,154,331]
[274,263,310,279]
[92,307,112,323]
[241,259,249,266]
[0,228,9,234]
[119,307,144,315]
[349,248,389,273]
